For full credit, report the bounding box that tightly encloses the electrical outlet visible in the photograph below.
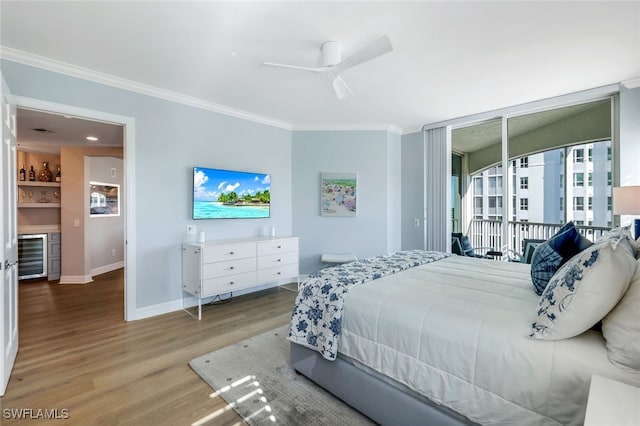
[414,219,420,227]
[186,225,196,234]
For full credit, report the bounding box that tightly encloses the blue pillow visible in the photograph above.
[530,222,593,295]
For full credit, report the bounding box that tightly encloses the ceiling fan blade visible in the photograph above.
[332,75,354,100]
[334,35,393,73]
[261,61,330,75]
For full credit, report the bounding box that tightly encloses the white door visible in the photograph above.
[0,73,19,396]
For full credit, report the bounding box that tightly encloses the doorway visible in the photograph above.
[13,97,136,320]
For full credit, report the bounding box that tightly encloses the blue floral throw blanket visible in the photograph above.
[288,250,449,360]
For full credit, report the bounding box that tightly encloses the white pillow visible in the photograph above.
[602,258,640,370]
[529,235,636,340]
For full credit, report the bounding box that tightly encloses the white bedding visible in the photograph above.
[338,255,640,425]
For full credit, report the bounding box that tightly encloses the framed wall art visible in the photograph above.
[89,181,120,217]
[321,172,357,217]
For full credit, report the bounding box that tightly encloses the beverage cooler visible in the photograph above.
[18,233,48,280]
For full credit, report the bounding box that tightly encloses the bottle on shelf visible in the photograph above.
[38,161,53,182]
[28,165,36,181]
[55,166,61,182]
[19,165,26,181]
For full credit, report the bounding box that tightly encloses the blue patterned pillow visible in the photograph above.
[530,235,636,340]
[530,222,593,295]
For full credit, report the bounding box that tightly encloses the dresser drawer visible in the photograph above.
[202,271,256,296]
[257,238,298,256]
[257,251,298,270]
[203,257,255,279]
[257,263,298,283]
[203,242,255,263]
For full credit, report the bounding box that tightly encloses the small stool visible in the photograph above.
[320,253,358,266]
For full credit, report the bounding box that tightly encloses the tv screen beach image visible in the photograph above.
[193,167,270,219]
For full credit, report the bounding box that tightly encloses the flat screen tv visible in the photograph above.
[193,167,271,219]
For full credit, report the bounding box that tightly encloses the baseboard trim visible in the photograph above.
[134,280,295,320]
[91,261,124,277]
[59,275,94,284]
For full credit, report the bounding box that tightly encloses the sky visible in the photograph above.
[194,167,270,202]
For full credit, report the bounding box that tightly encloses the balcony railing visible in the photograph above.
[468,219,610,260]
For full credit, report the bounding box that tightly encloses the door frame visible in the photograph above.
[13,95,137,321]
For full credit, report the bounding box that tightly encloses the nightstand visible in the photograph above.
[584,375,640,425]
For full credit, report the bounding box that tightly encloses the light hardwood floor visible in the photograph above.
[0,270,298,425]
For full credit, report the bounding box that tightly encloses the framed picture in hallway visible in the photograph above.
[90,181,120,217]
[321,172,357,217]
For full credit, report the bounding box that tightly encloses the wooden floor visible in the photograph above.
[0,270,298,425]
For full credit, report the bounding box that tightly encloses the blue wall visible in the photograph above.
[2,60,292,311]
[292,130,401,274]
[401,131,424,250]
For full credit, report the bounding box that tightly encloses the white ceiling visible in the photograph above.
[1,1,639,135]
[17,108,123,154]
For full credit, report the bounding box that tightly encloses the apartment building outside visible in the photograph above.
[471,140,612,238]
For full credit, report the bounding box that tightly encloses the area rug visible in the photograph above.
[189,325,375,425]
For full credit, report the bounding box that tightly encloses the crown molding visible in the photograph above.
[1,46,293,131]
[622,77,640,89]
[1,47,418,134]
[292,123,406,135]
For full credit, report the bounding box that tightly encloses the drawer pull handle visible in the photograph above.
[277,245,282,249]
[230,266,235,270]
[277,272,282,275]
[229,251,235,255]
[229,281,234,285]
[277,258,282,262]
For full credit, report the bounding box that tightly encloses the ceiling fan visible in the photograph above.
[262,35,393,100]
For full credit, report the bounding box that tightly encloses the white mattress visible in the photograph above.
[338,255,640,425]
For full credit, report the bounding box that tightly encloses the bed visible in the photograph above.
[288,246,640,425]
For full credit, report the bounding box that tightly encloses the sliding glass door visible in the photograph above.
[453,97,615,258]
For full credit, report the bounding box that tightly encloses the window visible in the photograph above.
[575,220,584,226]
[520,157,528,168]
[607,171,612,186]
[587,148,593,162]
[608,196,612,211]
[588,196,593,210]
[474,197,483,215]
[573,173,584,187]
[520,198,529,211]
[474,177,483,196]
[574,197,584,211]
[520,177,528,189]
[588,172,593,186]
[574,148,584,163]
[488,176,497,195]
[607,146,612,161]
[560,197,564,211]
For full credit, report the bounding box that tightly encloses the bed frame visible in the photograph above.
[290,343,477,426]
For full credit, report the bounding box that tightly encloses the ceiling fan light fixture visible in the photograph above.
[321,41,341,67]
[262,35,393,100]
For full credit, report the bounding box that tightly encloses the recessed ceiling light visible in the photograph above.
[86,136,99,141]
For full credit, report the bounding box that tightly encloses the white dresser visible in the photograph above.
[182,236,299,319]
